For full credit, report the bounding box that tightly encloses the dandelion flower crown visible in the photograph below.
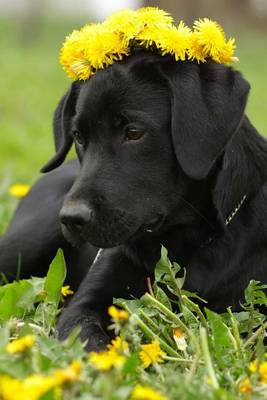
[60,7,237,81]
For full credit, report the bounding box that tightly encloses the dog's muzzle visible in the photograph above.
[59,201,138,248]
[60,203,93,234]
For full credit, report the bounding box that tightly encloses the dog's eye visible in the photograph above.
[73,131,85,146]
[125,127,145,141]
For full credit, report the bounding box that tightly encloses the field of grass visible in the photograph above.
[0,17,267,400]
[0,247,267,399]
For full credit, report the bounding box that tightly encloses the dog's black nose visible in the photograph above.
[60,203,93,232]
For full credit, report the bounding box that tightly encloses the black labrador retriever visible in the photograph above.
[1,51,267,350]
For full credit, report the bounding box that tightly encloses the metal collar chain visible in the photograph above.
[200,194,247,248]
[225,194,247,226]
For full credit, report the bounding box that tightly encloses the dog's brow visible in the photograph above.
[122,110,159,129]
[72,115,93,132]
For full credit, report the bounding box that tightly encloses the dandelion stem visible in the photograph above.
[164,258,184,306]
[182,295,208,329]
[163,355,203,364]
[140,309,174,348]
[244,320,267,349]
[200,327,219,389]
[142,293,190,336]
[131,313,179,357]
[186,352,201,383]
[227,307,243,358]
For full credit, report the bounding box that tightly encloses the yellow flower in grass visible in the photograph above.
[54,360,82,384]
[239,378,253,394]
[0,375,57,400]
[259,361,267,383]
[61,285,74,299]
[108,336,129,353]
[139,340,165,368]
[0,375,24,400]
[89,350,126,371]
[9,184,30,198]
[6,335,35,354]
[108,305,129,322]
[0,360,81,400]
[131,384,168,400]
[249,359,258,373]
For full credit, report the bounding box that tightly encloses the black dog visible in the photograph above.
[1,51,267,351]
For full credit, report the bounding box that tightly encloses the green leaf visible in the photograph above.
[154,247,169,283]
[205,308,235,358]
[153,285,172,311]
[44,249,66,306]
[122,353,139,375]
[244,280,267,308]
[0,278,44,321]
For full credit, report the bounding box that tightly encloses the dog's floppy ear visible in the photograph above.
[161,61,250,180]
[41,82,80,173]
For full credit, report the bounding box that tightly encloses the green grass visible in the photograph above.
[0,247,267,399]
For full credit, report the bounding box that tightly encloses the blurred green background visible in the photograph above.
[0,0,266,186]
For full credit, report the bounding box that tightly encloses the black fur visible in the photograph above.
[1,51,267,351]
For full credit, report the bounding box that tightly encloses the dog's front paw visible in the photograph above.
[57,308,111,352]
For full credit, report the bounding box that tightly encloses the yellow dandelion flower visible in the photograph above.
[0,361,81,400]
[239,378,253,394]
[89,350,126,371]
[206,377,212,385]
[187,32,206,63]
[61,285,74,300]
[108,336,129,353]
[215,37,236,64]
[136,7,173,31]
[135,8,174,49]
[108,305,129,322]
[135,25,161,48]
[193,18,226,60]
[0,376,24,400]
[23,374,58,399]
[104,9,138,41]
[60,29,92,80]
[131,384,168,400]
[139,340,166,368]
[0,374,57,400]
[249,359,258,373]
[54,360,81,384]
[157,22,191,61]
[9,184,30,198]
[6,334,35,354]
[80,24,129,71]
[60,8,237,81]
[259,361,267,383]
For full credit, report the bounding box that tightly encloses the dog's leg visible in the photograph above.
[57,245,149,351]
[0,161,78,280]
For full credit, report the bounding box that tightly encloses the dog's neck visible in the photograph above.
[161,117,267,258]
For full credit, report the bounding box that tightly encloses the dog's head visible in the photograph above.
[42,51,250,248]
